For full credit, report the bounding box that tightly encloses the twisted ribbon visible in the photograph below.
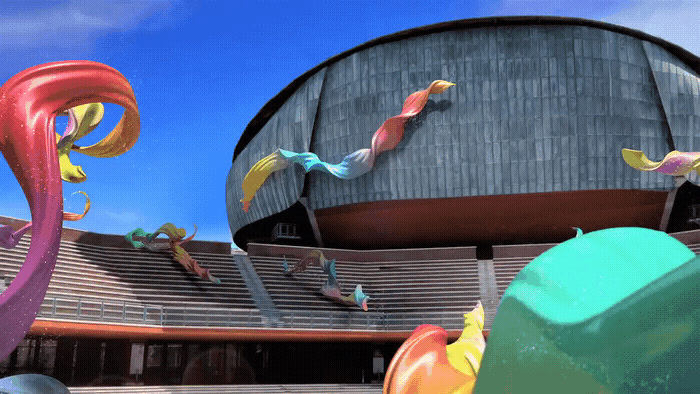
[126,223,221,284]
[283,249,369,311]
[1,102,108,249]
[622,148,700,176]
[241,80,455,212]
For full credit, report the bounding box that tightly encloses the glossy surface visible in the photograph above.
[0,61,139,361]
[0,374,71,393]
[622,148,700,176]
[384,325,476,394]
[475,227,700,393]
[384,302,485,393]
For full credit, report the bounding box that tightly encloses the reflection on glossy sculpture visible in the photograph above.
[384,301,485,394]
[621,148,700,176]
[284,249,369,310]
[240,80,455,212]
[0,373,71,393]
[0,103,100,248]
[126,223,221,284]
[475,227,700,393]
[0,60,140,362]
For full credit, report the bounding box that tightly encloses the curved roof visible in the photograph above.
[233,16,700,161]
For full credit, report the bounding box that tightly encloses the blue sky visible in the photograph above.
[0,0,698,247]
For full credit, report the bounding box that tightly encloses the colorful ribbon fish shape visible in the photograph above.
[621,148,700,176]
[240,80,455,212]
[125,223,221,284]
[0,60,140,362]
[283,249,369,310]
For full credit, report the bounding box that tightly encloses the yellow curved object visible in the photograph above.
[56,103,107,182]
[430,80,456,94]
[445,301,486,378]
[152,223,187,241]
[72,101,140,158]
[66,102,105,141]
[621,148,700,176]
[240,150,290,212]
[56,132,87,183]
[62,191,91,221]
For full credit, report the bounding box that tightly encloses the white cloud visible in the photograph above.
[0,0,175,50]
[602,0,700,56]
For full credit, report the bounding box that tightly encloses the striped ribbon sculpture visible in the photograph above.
[126,223,221,284]
[240,80,455,212]
[0,61,140,361]
[283,249,369,311]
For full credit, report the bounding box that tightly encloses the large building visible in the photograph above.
[226,16,700,251]
[2,16,700,392]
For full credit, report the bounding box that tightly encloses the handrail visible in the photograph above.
[36,294,466,331]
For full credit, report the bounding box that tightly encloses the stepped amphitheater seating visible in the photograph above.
[672,229,700,254]
[488,243,557,328]
[0,233,259,326]
[492,244,557,298]
[246,243,480,330]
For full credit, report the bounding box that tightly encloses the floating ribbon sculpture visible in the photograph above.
[384,301,485,394]
[0,104,104,249]
[621,148,700,176]
[283,249,369,310]
[0,60,140,362]
[126,223,221,284]
[240,80,456,212]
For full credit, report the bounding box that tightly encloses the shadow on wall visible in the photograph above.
[396,99,453,151]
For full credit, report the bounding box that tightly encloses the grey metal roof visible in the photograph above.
[232,16,700,161]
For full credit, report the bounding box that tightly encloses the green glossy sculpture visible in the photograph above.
[475,227,700,393]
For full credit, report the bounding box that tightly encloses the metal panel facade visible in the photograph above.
[226,69,326,233]
[643,41,700,152]
[305,26,677,210]
[228,23,700,236]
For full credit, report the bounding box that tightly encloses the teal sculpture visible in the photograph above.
[475,227,700,393]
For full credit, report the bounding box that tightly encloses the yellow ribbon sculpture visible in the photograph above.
[445,301,487,378]
[621,148,700,176]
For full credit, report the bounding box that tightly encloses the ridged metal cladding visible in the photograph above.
[226,69,326,230]
[227,23,700,233]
